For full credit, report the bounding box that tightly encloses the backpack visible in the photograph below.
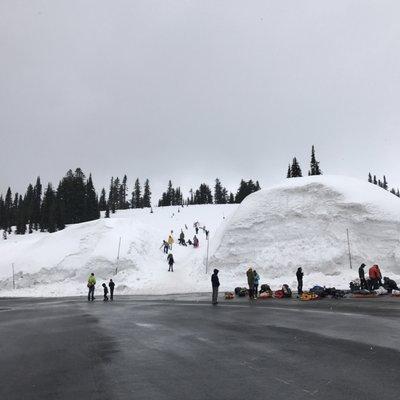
[238,288,248,297]
[274,290,285,299]
[260,284,271,293]
[282,284,292,297]
[234,287,241,295]
[225,292,235,300]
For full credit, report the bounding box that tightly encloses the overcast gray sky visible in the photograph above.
[1,0,400,200]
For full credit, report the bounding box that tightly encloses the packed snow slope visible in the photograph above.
[1,175,399,297]
[210,175,400,288]
[0,205,237,296]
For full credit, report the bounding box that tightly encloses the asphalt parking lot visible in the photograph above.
[1,295,399,400]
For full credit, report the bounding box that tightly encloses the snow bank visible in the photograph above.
[0,205,237,296]
[1,175,399,297]
[210,175,400,289]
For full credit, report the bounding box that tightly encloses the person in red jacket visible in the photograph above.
[369,265,382,290]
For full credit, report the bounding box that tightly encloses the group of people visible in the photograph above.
[87,273,115,301]
[358,263,399,292]
[246,267,260,299]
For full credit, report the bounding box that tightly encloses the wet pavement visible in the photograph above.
[1,295,399,399]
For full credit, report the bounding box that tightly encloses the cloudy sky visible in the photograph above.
[1,0,400,199]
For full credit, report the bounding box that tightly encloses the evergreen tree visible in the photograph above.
[85,174,100,221]
[119,175,129,209]
[228,192,235,204]
[40,184,57,233]
[235,179,261,203]
[368,173,372,183]
[4,187,13,233]
[142,179,151,208]
[309,145,322,176]
[214,179,228,204]
[99,188,107,211]
[287,164,292,178]
[105,204,110,218]
[132,178,142,208]
[193,183,213,204]
[373,175,377,185]
[383,175,388,190]
[32,177,42,230]
[290,157,303,177]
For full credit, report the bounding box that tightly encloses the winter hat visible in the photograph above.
[214,269,219,274]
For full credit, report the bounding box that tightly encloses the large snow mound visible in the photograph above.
[210,175,400,288]
[0,205,237,296]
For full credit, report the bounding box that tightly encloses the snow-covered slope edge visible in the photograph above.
[0,205,237,296]
[210,175,400,289]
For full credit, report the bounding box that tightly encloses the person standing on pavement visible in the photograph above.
[253,270,260,298]
[109,279,115,301]
[246,267,255,299]
[358,263,367,289]
[296,267,304,296]
[102,283,109,301]
[211,269,220,305]
[87,273,96,301]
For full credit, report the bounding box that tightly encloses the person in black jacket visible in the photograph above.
[296,267,304,296]
[167,253,175,272]
[109,279,115,301]
[211,269,220,305]
[358,263,367,289]
[102,283,109,301]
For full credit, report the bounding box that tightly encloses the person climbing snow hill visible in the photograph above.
[167,234,174,250]
[160,240,169,254]
[178,230,186,246]
[193,235,199,248]
[167,253,175,272]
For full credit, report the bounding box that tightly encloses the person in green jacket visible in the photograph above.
[87,273,96,301]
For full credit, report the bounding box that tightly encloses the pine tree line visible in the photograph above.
[287,145,322,178]
[368,173,400,198]
[157,178,261,206]
[104,176,152,214]
[0,168,100,237]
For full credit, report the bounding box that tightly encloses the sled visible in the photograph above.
[274,290,285,299]
[225,292,235,300]
[351,293,377,298]
[300,292,319,301]
[259,292,273,299]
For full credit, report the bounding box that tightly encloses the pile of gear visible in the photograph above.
[230,284,292,299]
[350,263,399,297]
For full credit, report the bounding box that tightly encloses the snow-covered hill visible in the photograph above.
[0,175,399,297]
[210,175,400,288]
[0,204,237,296]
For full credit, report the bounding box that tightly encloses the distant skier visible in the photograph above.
[193,235,199,248]
[211,269,220,305]
[247,267,254,299]
[296,267,304,296]
[187,239,193,246]
[168,234,174,250]
[167,253,175,272]
[205,230,209,239]
[109,279,115,301]
[358,263,367,289]
[87,273,96,301]
[160,240,169,254]
[253,270,260,298]
[102,283,109,301]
